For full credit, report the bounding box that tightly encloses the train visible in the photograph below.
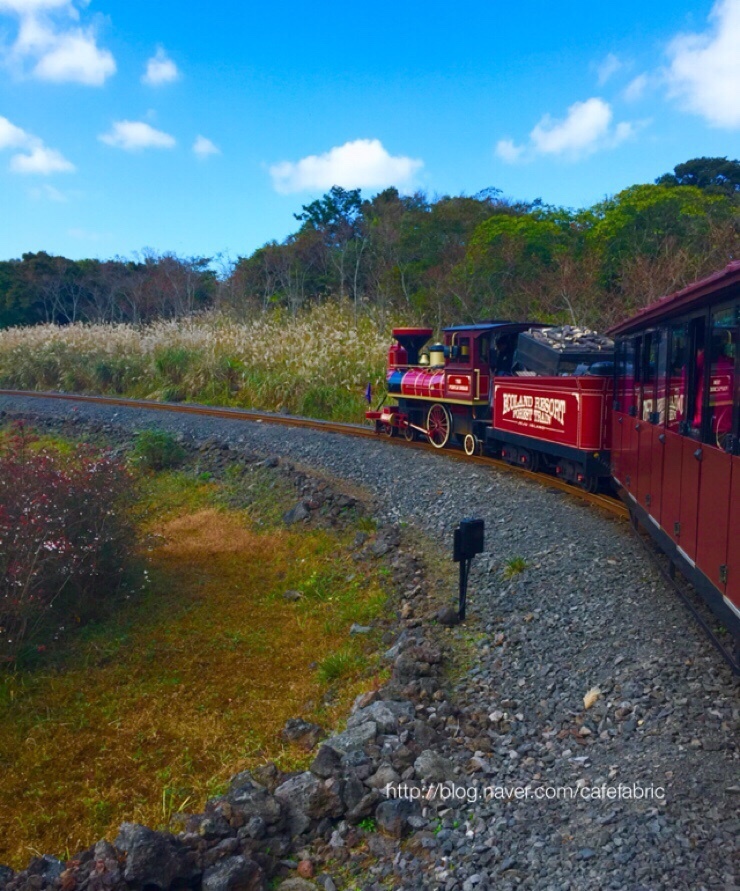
[367,261,740,668]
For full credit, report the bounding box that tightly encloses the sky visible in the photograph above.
[0,0,739,264]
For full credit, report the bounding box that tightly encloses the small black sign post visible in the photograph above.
[453,518,485,622]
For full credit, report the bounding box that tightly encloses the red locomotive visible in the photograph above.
[368,261,740,667]
[367,321,613,490]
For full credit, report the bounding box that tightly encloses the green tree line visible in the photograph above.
[2,156,739,331]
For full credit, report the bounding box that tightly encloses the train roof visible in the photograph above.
[607,260,740,336]
[443,321,544,334]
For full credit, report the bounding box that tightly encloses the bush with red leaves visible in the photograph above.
[0,422,135,662]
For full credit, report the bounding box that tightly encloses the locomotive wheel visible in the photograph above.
[379,421,396,437]
[403,425,416,442]
[579,473,599,494]
[427,403,451,449]
[463,433,481,456]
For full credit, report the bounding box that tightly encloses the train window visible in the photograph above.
[493,334,515,374]
[705,303,738,451]
[641,331,660,422]
[686,317,707,441]
[630,336,642,416]
[656,328,669,425]
[458,336,471,364]
[614,340,625,411]
[666,322,688,433]
[477,336,490,365]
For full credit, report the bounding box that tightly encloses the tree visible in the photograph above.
[588,183,739,315]
[295,186,365,302]
[657,157,740,198]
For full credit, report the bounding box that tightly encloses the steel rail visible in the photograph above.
[0,389,628,520]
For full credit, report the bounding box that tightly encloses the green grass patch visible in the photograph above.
[502,556,529,579]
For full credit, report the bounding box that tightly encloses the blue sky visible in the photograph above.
[1,0,739,263]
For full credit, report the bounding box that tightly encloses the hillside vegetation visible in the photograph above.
[1,157,738,332]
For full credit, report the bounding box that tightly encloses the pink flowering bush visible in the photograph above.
[0,422,135,662]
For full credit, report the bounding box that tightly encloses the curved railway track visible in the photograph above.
[0,389,628,520]
[4,389,739,673]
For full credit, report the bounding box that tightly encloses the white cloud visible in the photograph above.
[0,0,71,12]
[10,143,74,173]
[99,120,176,151]
[497,98,639,164]
[142,46,179,86]
[531,98,613,155]
[193,135,220,159]
[0,114,29,149]
[666,0,740,128]
[0,113,74,174]
[0,0,115,85]
[32,26,115,84]
[495,138,525,163]
[624,73,649,102]
[597,52,622,85]
[269,138,423,194]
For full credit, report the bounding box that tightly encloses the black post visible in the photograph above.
[459,555,469,621]
[453,518,484,623]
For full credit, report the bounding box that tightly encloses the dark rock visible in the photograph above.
[274,773,343,836]
[283,501,311,525]
[414,750,454,782]
[203,838,240,868]
[23,857,63,882]
[250,763,281,792]
[323,721,377,754]
[281,718,324,750]
[310,745,342,779]
[202,856,265,891]
[224,781,283,825]
[0,867,13,891]
[345,790,380,822]
[115,822,195,889]
[346,700,414,735]
[375,799,421,838]
[436,606,461,627]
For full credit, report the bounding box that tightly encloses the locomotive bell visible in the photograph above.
[429,343,445,366]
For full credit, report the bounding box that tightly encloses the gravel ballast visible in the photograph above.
[0,394,737,891]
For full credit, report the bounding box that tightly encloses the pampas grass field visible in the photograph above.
[0,303,394,422]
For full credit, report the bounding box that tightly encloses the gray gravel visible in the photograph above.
[1,394,738,891]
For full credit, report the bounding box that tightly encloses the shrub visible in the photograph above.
[0,422,135,662]
[131,429,185,471]
[502,556,528,579]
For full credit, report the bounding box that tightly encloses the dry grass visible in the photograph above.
[0,303,395,422]
[0,493,387,868]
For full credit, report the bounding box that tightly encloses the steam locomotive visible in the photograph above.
[367,262,740,667]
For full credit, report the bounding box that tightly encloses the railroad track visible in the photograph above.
[0,389,628,520]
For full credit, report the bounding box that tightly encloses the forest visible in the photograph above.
[2,156,739,332]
